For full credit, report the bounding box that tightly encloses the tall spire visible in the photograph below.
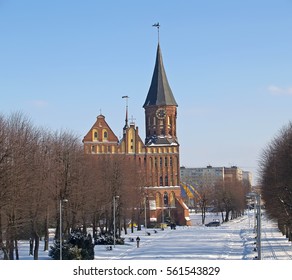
[122,96,129,133]
[143,44,177,108]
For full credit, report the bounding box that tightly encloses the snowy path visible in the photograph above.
[260,215,292,260]
[93,212,292,260]
[12,211,292,260]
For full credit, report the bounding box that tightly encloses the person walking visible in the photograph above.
[136,236,140,248]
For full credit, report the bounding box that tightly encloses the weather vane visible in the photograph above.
[152,22,160,43]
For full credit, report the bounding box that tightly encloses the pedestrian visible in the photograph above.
[136,236,140,248]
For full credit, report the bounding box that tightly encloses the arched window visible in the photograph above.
[165,175,168,186]
[170,192,175,207]
[163,192,169,207]
[155,192,161,208]
[92,129,98,141]
[159,176,163,186]
[102,129,108,141]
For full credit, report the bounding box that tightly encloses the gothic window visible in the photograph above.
[93,130,98,141]
[165,157,168,167]
[165,175,168,186]
[170,192,175,207]
[102,129,108,141]
[160,157,162,167]
[156,192,161,208]
[159,176,163,186]
[163,192,169,207]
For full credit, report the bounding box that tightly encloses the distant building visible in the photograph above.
[180,165,252,208]
[181,165,252,186]
[242,171,253,186]
[83,43,190,226]
[224,166,243,182]
[180,165,224,186]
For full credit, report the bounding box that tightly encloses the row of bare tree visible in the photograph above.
[183,176,250,224]
[0,112,145,260]
[259,121,292,240]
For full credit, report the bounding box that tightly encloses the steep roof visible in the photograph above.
[143,44,178,108]
[82,114,118,143]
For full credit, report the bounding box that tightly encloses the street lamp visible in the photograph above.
[59,198,68,260]
[113,196,119,248]
[144,196,148,232]
[246,192,261,260]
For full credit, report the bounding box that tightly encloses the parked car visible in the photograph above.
[205,220,220,227]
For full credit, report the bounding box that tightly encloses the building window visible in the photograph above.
[160,176,163,186]
[165,157,168,166]
[170,192,175,207]
[156,193,161,208]
[163,192,168,207]
[93,131,98,140]
[160,157,162,167]
[165,175,168,186]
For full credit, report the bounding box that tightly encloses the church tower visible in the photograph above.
[143,43,178,144]
[143,43,190,226]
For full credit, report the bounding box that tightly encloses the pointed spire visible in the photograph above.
[143,44,178,108]
[122,96,129,133]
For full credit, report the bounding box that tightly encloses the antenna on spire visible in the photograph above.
[152,22,160,43]
[122,95,129,132]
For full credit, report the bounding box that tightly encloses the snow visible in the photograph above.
[13,210,292,260]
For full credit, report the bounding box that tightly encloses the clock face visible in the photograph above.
[156,108,166,119]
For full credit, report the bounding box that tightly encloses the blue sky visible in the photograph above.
[0,0,291,184]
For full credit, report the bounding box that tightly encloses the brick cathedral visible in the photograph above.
[83,43,190,226]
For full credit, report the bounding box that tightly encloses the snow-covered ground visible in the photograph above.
[14,210,292,260]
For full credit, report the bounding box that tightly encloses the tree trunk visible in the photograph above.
[14,239,19,260]
[33,232,40,260]
[123,218,127,235]
[43,219,49,251]
[225,210,230,222]
[29,238,34,255]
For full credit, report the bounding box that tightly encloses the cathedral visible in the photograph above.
[83,43,190,226]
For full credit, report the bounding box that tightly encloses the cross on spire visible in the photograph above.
[130,115,136,125]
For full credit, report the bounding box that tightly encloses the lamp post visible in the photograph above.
[59,198,68,260]
[246,192,261,260]
[113,196,119,248]
[144,196,147,232]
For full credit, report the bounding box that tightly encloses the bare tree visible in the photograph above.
[259,121,292,240]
